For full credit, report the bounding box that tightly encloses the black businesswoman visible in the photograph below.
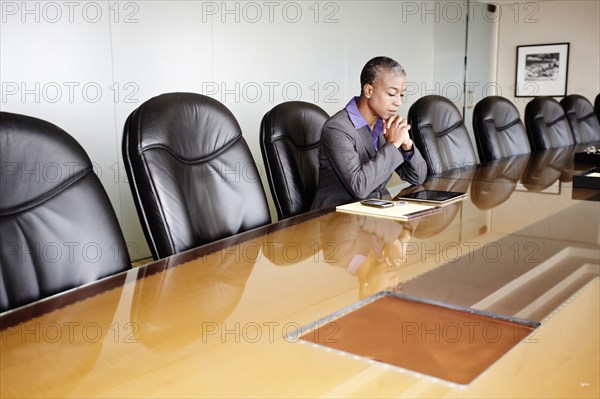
[311,56,427,209]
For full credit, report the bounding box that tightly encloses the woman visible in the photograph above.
[311,56,427,209]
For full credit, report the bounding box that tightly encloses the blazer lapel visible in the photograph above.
[357,126,376,157]
[377,133,386,151]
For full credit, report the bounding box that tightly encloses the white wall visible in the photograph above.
[1,1,475,260]
[495,0,600,116]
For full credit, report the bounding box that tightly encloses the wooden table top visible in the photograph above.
[1,149,599,398]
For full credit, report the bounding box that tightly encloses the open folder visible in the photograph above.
[336,201,441,221]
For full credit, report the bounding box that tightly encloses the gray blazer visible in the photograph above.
[311,108,427,209]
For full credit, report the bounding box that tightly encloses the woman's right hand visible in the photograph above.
[383,115,411,148]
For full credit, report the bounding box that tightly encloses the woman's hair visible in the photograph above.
[360,56,406,95]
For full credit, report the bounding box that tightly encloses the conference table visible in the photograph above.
[1,146,599,398]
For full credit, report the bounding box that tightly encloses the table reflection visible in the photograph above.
[396,175,470,239]
[130,243,257,351]
[521,147,575,191]
[261,217,321,266]
[470,154,531,210]
[319,212,415,299]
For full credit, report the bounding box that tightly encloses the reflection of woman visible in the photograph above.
[311,56,427,209]
[320,212,414,299]
[356,225,413,299]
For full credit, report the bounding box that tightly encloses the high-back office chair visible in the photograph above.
[560,95,600,143]
[407,95,477,175]
[524,96,574,151]
[260,101,328,220]
[123,92,271,260]
[0,112,130,312]
[473,96,531,162]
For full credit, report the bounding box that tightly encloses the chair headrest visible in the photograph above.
[410,95,463,136]
[526,96,565,125]
[561,95,595,119]
[127,92,242,161]
[262,101,328,148]
[0,112,91,215]
[475,96,522,130]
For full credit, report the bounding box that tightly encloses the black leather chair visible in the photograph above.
[473,96,531,162]
[0,112,130,312]
[560,95,600,143]
[524,96,574,151]
[260,101,328,220]
[407,95,477,175]
[123,92,271,259]
[595,94,600,122]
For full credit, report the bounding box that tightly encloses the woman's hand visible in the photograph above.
[383,115,413,150]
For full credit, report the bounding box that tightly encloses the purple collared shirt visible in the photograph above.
[345,97,414,160]
[345,97,382,152]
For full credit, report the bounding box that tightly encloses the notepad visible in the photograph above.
[336,200,441,220]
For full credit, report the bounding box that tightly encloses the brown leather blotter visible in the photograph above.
[300,293,538,385]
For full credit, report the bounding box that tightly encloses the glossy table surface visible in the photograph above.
[1,147,599,398]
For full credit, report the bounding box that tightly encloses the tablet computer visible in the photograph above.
[393,190,467,205]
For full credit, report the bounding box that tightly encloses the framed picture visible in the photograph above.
[515,43,570,97]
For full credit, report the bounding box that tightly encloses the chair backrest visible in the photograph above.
[560,94,600,143]
[595,94,600,122]
[260,101,328,220]
[407,95,477,175]
[123,92,271,259]
[0,112,130,312]
[524,96,574,151]
[473,96,531,162]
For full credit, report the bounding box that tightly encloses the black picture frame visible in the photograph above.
[515,43,570,97]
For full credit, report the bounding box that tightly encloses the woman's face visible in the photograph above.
[364,70,406,120]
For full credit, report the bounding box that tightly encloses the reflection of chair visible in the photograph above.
[262,217,321,266]
[123,93,271,259]
[524,96,574,151]
[521,147,575,191]
[260,101,329,220]
[0,275,125,397]
[473,96,531,162]
[408,95,477,175]
[0,112,130,312]
[470,154,530,210]
[560,95,600,143]
[130,242,257,351]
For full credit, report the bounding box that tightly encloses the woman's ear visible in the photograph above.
[363,83,373,99]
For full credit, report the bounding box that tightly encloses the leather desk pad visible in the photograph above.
[300,293,538,385]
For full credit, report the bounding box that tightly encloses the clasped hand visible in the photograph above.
[383,114,413,150]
